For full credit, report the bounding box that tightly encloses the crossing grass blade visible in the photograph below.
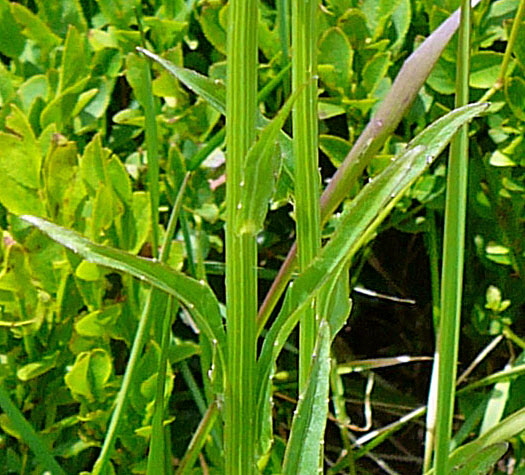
[282,320,331,474]
[20,216,226,361]
[0,384,67,475]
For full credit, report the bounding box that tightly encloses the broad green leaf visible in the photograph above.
[319,135,351,168]
[362,0,402,39]
[107,157,132,205]
[198,2,228,55]
[96,0,138,29]
[11,3,61,58]
[143,16,187,51]
[427,57,456,95]
[318,27,353,92]
[18,75,48,114]
[362,52,391,95]
[16,352,59,381]
[470,52,504,89]
[282,320,331,474]
[338,8,370,47]
[75,261,102,281]
[59,26,89,93]
[0,245,38,309]
[326,0,354,16]
[0,0,25,59]
[391,0,411,53]
[505,76,525,121]
[81,133,110,194]
[34,0,86,36]
[40,77,90,129]
[43,138,78,218]
[65,348,112,403]
[0,105,42,189]
[20,216,226,362]
[126,53,158,114]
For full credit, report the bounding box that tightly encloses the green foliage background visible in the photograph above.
[0,0,524,473]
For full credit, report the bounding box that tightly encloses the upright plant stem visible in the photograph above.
[292,0,321,391]
[224,0,258,473]
[432,1,471,472]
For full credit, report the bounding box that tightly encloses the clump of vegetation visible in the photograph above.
[0,0,524,474]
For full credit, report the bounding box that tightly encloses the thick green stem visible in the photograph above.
[292,0,321,391]
[224,0,258,473]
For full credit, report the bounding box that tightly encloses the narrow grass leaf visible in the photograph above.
[451,442,508,475]
[175,401,220,474]
[282,319,331,474]
[137,47,226,114]
[425,407,525,474]
[0,384,67,475]
[336,356,432,375]
[20,216,226,359]
[236,85,302,235]
[457,364,525,394]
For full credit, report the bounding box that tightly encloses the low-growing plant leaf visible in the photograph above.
[17,352,59,382]
[65,348,112,403]
[282,319,331,474]
[506,76,525,121]
[470,52,504,89]
[0,105,42,190]
[318,27,353,93]
[20,216,226,364]
[0,0,27,59]
[11,3,61,58]
[59,25,89,93]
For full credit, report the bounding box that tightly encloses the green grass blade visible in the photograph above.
[432,2,472,472]
[258,102,487,343]
[137,47,226,114]
[175,401,220,474]
[451,443,508,475]
[282,320,331,474]
[0,384,67,475]
[425,407,525,474]
[147,297,176,475]
[236,84,302,235]
[20,216,226,362]
[128,51,160,256]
